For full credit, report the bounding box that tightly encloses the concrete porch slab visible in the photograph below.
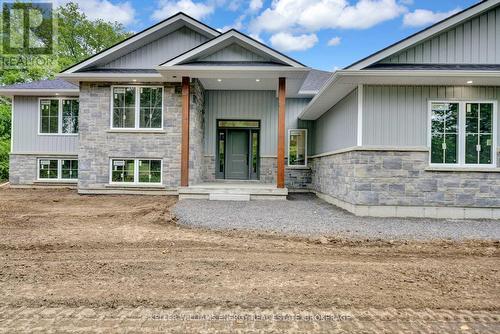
[178,182,288,201]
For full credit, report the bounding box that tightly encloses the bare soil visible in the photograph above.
[0,188,499,312]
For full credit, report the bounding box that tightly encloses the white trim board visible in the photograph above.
[346,0,500,70]
[356,84,363,146]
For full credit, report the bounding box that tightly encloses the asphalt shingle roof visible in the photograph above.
[0,78,78,90]
[299,69,332,93]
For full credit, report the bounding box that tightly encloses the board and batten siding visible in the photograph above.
[204,90,310,157]
[362,85,500,146]
[103,27,208,69]
[12,96,79,154]
[200,43,270,62]
[381,5,500,64]
[312,88,358,156]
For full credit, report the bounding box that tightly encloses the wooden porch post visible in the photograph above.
[277,77,286,188]
[181,77,190,187]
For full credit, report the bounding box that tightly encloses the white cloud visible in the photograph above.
[218,14,245,32]
[250,0,407,33]
[249,0,264,12]
[403,8,460,28]
[152,0,214,21]
[270,32,318,52]
[55,0,136,25]
[327,36,341,46]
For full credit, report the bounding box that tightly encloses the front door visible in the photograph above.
[226,130,249,180]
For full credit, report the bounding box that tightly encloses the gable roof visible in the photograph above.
[62,12,220,73]
[346,0,500,70]
[160,29,306,68]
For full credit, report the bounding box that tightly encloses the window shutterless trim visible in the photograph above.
[110,85,164,130]
[109,158,163,185]
[38,97,79,136]
[427,100,497,168]
[287,129,308,167]
[37,158,78,182]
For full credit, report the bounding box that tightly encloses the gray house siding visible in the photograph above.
[200,43,270,62]
[11,96,79,154]
[380,5,500,64]
[362,85,500,146]
[204,90,310,157]
[313,88,358,155]
[103,26,209,69]
[202,90,311,186]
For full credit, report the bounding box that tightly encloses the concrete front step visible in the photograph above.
[178,183,288,201]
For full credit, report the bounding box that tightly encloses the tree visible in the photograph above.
[0,2,132,180]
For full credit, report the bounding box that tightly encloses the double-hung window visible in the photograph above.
[429,101,497,167]
[39,98,79,134]
[288,129,307,167]
[110,159,162,184]
[38,158,78,181]
[111,86,163,129]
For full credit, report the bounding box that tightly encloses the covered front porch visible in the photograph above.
[154,29,312,199]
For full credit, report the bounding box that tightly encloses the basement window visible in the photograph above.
[38,158,78,181]
[111,86,163,129]
[288,129,307,167]
[429,101,497,167]
[110,159,162,184]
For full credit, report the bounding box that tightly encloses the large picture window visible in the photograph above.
[429,101,496,167]
[111,86,163,129]
[38,158,78,181]
[110,159,162,184]
[288,129,307,167]
[39,98,79,134]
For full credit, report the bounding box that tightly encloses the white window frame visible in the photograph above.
[109,158,163,185]
[428,100,497,168]
[38,97,79,136]
[37,158,78,182]
[287,129,308,167]
[110,85,164,130]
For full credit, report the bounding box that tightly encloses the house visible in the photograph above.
[1,0,500,219]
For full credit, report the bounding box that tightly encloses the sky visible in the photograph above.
[60,0,480,71]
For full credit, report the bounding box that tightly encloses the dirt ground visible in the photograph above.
[0,188,499,333]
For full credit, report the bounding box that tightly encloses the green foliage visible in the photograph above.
[0,2,132,180]
[0,103,10,180]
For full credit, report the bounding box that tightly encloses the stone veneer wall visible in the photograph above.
[189,79,205,185]
[78,82,184,191]
[310,150,500,208]
[10,154,78,185]
[9,154,38,184]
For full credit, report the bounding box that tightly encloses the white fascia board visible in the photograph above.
[63,14,220,74]
[347,0,500,70]
[57,72,164,83]
[161,30,305,68]
[299,69,500,120]
[157,65,310,79]
[0,89,79,97]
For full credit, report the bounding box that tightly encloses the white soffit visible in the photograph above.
[0,89,79,97]
[299,70,500,120]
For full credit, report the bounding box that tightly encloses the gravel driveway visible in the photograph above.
[173,194,500,241]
